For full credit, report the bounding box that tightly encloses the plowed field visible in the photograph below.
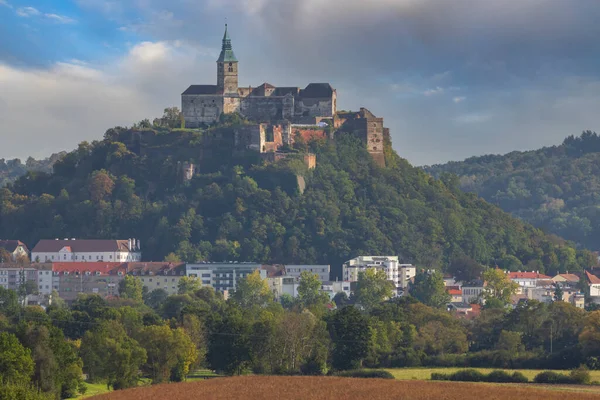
[90,375,600,400]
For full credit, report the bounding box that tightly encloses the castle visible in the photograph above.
[181,25,387,167]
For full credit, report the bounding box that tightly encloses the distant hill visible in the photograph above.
[425,131,600,252]
[0,123,594,276]
[0,153,66,187]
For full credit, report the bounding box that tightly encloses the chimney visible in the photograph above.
[137,239,141,250]
[128,238,132,251]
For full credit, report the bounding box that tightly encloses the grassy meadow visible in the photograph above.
[384,368,600,381]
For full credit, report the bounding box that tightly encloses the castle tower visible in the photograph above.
[217,24,238,95]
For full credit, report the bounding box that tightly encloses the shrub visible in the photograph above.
[431,372,450,381]
[569,367,591,385]
[533,371,572,384]
[486,370,528,383]
[448,369,485,382]
[333,369,395,379]
[0,382,53,400]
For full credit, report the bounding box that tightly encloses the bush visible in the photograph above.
[333,369,395,379]
[0,382,54,400]
[431,369,528,383]
[570,367,591,385]
[533,371,573,384]
[486,370,528,383]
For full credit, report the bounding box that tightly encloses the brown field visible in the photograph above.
[90,376,600,400]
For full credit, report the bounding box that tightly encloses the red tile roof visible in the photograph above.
[555,273,580,282]
[51,262,125,275]
[586,271,600,285]
[508,272,551,280]
[447,289,462,296]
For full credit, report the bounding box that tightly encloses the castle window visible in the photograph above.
[373,147,378,151]
[229,62,232,66]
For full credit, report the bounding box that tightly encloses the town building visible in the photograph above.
[320,280,352,300]
[447,286,463,303]
[343,256,415,291]
[128,262,187,295]
[461,281,485,303]
[585,271,600,305]
[507,271,552,288]
[50,262,126,303]
[31,239,141,263]
[0,264,37,294]
[552,273,580,284]
[185,262,265,293]
[285,265,330,282]
[0,240,29,262]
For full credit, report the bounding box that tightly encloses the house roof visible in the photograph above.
[182,85,220,95]
[32,239,137,253]
[553,273,580,282]
[300,83,334,98]
[273,87,299,96]
[51,262,125,275]
[127,262,185,275]
[0,240,28,253]
[447,289,462,296]
[508,272,551,280]
[586,271,600,284]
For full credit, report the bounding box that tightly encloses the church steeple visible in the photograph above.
[217,23,238,94]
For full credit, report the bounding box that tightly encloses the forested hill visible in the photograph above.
[0,122,595,276]
[425,131,600,252]
[0,153,66,187]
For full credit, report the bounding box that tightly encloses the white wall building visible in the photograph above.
[0,240,29,262]
[31,239,141,263]
[185,262,265,293]
[461,282,485,303]
[285,265,330,282]
[343,256,415,290]
[507,271,551,288]
[321,280,351,299]
[36,265,53,295]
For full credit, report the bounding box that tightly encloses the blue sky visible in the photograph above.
[1,0,600,165]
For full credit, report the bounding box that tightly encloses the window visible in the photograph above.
[109,255,112,259]
[89,255,92,260]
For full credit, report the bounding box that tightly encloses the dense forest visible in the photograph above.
[0,153,65,187]
[1,269,599,398]
[425,131,600,252]
[0,118,596,276]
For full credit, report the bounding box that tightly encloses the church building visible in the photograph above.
[182,25,337,127]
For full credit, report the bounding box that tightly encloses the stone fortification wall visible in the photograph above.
[291,126,328,143]
[182,95,224,127]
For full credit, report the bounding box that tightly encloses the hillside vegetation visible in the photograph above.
[425,131,600,253]
[0,122,595,276]
[0,153,65,187]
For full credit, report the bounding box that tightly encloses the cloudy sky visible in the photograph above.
[1,0,600,165]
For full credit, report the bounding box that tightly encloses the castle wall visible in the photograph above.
[295,97,335,118]
[240,96,287,121]
[223,96,241,114]
[234,125,262,151]
[182,95,224,127]
[291,126,328,143]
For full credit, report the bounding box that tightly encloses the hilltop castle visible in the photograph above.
[181,25,387,167]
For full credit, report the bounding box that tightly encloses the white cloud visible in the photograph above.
[0,40,213,159]
[423,87,444,96]
[45,13,77,24]
[0,0,12,9]
[453,96,466,103]
[16,6,40,17]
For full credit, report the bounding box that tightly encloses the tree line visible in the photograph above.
[2,268,600,399]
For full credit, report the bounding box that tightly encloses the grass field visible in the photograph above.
[385,368,600,381]
[88,376,600,400]
[76,382,111,399]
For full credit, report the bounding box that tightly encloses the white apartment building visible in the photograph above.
[31,239,141,263]
[343,256,415,290]
[0,264,38,293]
[285,265,330,282]
[321,280,351,299]
[185,262,265,293]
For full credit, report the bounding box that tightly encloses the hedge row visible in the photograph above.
[332,370,395,379]
[533,369,590,385]
[431,369,528,383]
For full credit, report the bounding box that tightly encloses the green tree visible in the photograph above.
[410,270,450,308]
[354,268,395,311]
[327,306,370,370]
[482,268,519,304]
[447,255,484,282]
[554,283,564,302]
[177,276,201,295]
[297,271,329,312]
[80,320,147,389]
[232,270,273,308]
[0,332,34,383]
[118,275,143,302]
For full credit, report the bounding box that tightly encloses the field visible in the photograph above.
[77,382,111,399]
[385,368,600,381]
[89,376,600,400]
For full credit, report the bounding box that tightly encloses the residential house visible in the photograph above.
[552,273,580,285]
[508,271,552,289]
[569,293,585,309]
[50,262,126,303]
[585,271,600,305]
[31,239,141,263]
[0,263,38,293]
[343,256,415,291]
[447,286,463,303]
[321,280,352,300]
[185,262,265,293]
[0,240,29,262]
[128,262,187,295]
[461,280,485,303]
